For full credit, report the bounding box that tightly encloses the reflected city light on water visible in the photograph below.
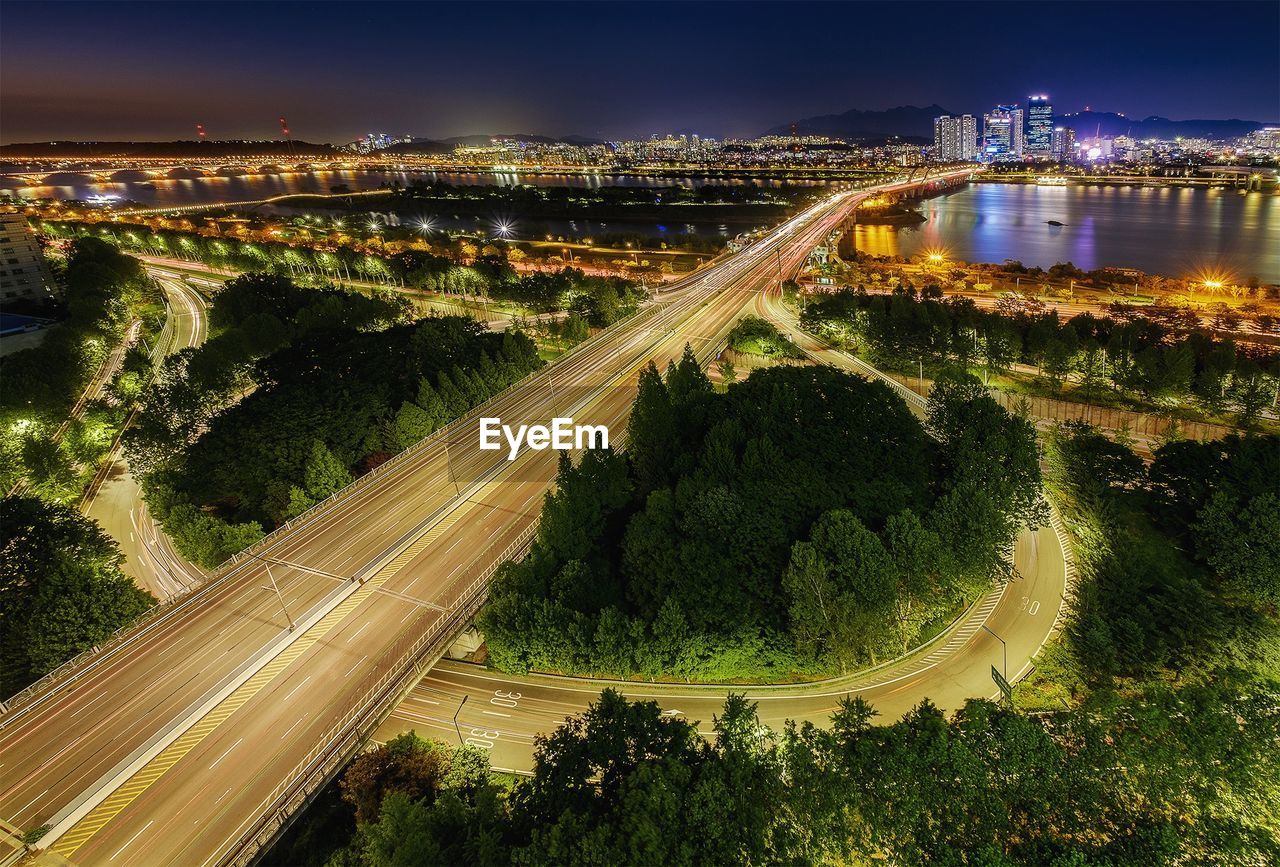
[848,184,1279,281]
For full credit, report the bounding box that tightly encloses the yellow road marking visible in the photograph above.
[52,281,746,859]
[52,481,486,857]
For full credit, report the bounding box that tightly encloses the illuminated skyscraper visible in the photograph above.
[932,114,978,161]
[983,105,1023,160]
[1052,126,1076,161]
[1026,95,1053,156]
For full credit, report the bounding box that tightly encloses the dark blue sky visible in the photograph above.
[2,0,1276,144]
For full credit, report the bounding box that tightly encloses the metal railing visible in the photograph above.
[0,297,669,716]
[218,520,537,867]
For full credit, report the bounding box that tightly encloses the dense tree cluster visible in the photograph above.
[125,274,542,567]
[0,238,163,497]
[800,287,1278,427]
[0,494,154,695]
[318,684,1280,867]
[1043,424,1280,688]
[480,360,1040,681]
[725,315,804,359]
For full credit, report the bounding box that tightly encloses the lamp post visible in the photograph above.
[981,624,1007,682]
[452,695,469,745]
[243,548,296,632]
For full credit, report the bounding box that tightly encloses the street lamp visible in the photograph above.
[981,624,1007,682]
[243,548,297,632]
[452,694,469,745]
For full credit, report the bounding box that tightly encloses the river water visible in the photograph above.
[0,168,818,208]
[3,169,1274,281]
[851,183,1280,283]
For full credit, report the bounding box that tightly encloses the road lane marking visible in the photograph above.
[482,710,511,718]
[282,675,312,702]
[347,622,371,643]
[70,689,109,718]
[280,715,307,739]
[14,787,49,818]
[345,656,368,678]
[108,819,153,861]
[208,737,243,770]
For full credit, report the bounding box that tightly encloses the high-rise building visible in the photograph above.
[932,114,978,161]
[1051,126,1076,161]
[982,106,1025,159]
[1026,95,1053,156]
[0,214,57,303]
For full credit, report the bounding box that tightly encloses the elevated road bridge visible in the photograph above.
[0,171,975,867]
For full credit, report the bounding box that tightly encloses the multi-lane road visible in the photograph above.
[375,264,1071,774]
[2,177,937,866]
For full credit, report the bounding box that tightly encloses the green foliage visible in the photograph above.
[127,275,541,569]
[0,495,155,695]
[329,686,1280,866]
[483,363,1035,682]
[1043,424,1280,688]
[726,315,804,359]
[482,266,644,325]
[330,734,509,867]
[1,238,162,495]
[1147,434,1280,610]
[800,287,1278,422]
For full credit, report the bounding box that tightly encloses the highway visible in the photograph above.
[375,269,1071,775]
[82,276,208,599]
[0,174,954,866]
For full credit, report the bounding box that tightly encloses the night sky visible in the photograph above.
[2,0,1276,145]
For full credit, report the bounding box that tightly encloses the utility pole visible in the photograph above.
[263,562,296,631]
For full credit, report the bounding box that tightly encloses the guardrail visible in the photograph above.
[0,296,668,717]
[220,502,540,865]
[219,295,747,866]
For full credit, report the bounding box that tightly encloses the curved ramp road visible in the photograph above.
[82,276,208,600]
[0,176,975,866]
[376,276,1072,774]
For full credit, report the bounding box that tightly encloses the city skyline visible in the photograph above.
[1,0,1277,144]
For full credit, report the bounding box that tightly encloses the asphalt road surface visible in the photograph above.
[82,276,208,600]
[2,177,954,865]
[375,275,1070,773]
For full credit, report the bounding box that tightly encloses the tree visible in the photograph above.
[302,439,352,502]
[389,400,437,452]
[784,510,897,670]
[0,495,155,693]
[1196,491,1280,608]
[340,731,449,824]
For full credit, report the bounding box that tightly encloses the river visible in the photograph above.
[4,169,1275,281]
[0,168,819,208]
[851,183,1280,283]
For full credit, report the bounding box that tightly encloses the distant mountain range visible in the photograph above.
[765,105,1276,142]
[763,105,951,141]
[1054,111,1273,140]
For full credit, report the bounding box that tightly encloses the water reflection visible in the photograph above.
[0,169,821,208]
[851,184,1278,282]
